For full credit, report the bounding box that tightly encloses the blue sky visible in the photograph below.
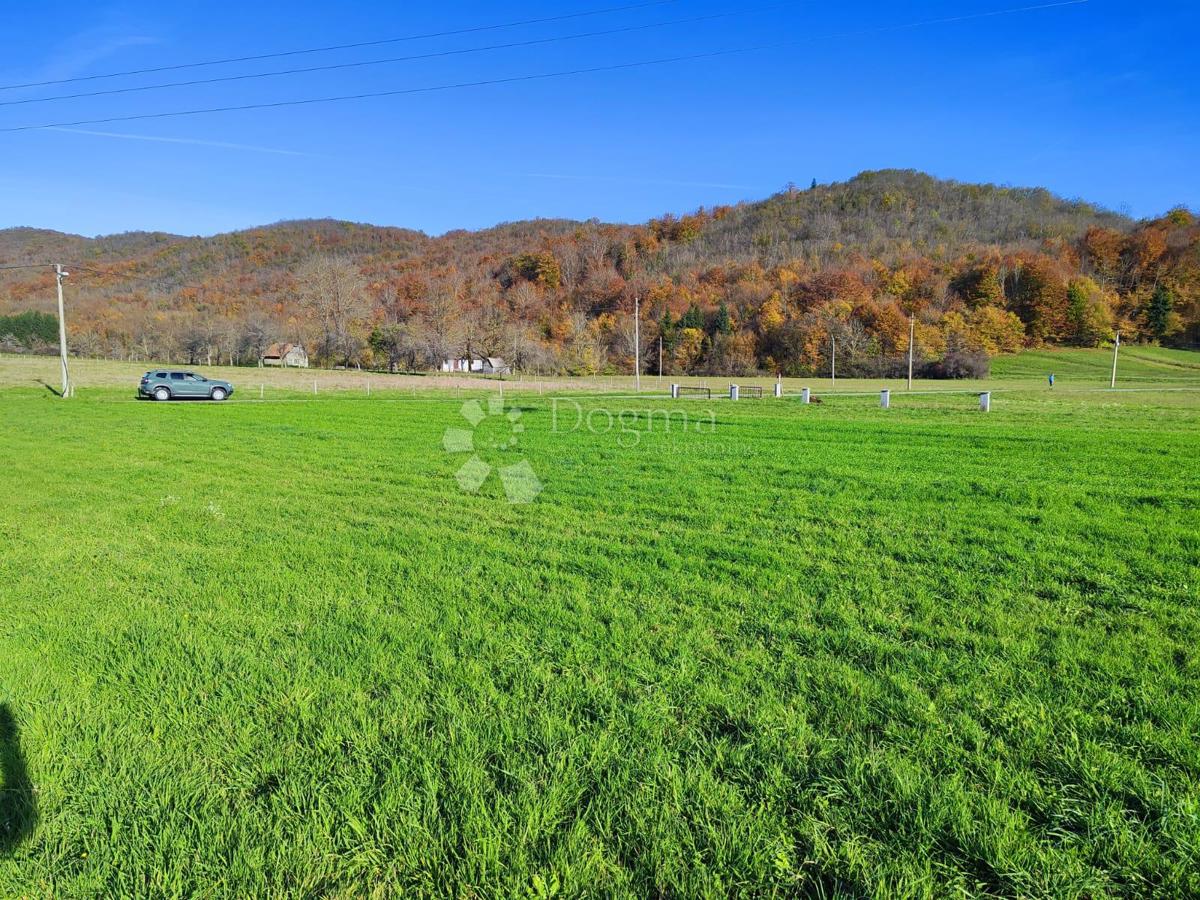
[1,1,1196,237]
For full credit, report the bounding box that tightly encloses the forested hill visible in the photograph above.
[654,169,1133,272]
[1,169,1197,376]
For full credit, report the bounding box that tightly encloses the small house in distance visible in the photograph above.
[441,355,509,375]
[261,343,309,368]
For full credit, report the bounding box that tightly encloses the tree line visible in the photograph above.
[0,170,1196,377]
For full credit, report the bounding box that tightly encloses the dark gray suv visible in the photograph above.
[139,370,234,401]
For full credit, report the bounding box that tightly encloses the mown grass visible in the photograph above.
[4,344,1198,402]
[991,346,1200,383]
[1,375,1199,896]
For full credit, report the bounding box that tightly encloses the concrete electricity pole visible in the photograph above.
[55,264,72,398]
[1110,330,1120,389]
[907,316,915,390]
[633,294,641,392]
[831,336,837,388]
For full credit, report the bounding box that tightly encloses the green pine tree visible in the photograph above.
[1146,284,1174,339]
[715,301,732,335]
[680,303,703,330]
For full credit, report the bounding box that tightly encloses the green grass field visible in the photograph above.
[990,346,1200,383]
[2,353,1199,897]
[3,344,1198,400]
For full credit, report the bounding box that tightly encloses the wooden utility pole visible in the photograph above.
[633,295,641,392]
[907,316,915,390]
[1110,330,1120,388]
[54,264,72,398]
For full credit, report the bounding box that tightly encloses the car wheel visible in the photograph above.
[153,386,171,401]
[211,387,228,401]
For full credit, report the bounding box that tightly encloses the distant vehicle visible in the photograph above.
[139,370,234,401]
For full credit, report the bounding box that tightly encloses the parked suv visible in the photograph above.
[139,370,234,401]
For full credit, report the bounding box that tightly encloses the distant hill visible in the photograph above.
[0,170,1195,375]
[654,169,1132,271]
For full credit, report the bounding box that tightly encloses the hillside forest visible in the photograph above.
[1,170,1197,377]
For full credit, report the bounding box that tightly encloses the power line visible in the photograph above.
[0,263,109,274]
[0,0,1089,135]
[0,7,775,109]
[0,0,680,93]
[15,59,698,134]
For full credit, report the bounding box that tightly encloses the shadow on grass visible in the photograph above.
[0,704,36,854]
[36,380,62,397]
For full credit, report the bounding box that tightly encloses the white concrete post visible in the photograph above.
[802,387,810,404]
[880,389,890,409]
[671,383,680,399]
[729,384,739,401]
[260,384,264,400]
[980,391,991,412]
[774,382,782,398]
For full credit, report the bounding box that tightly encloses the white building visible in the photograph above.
[441,355,509,374]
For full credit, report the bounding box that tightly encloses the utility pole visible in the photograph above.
[633,294,641,392]
[658,334,663,385]
[1110,330,1120,389]
[907,316,915,391]
[54,264,72,398]
[831,336,837,388]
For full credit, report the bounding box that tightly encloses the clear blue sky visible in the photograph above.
[1,1,1196,237]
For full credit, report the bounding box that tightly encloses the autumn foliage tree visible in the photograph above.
[296,255,370,366]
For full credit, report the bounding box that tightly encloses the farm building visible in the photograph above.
[261,343,309,368]
[441,355,510,374]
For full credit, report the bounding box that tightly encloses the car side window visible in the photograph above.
[171,373,185,381]
[155,372,167,378]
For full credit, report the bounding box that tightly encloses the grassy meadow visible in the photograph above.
[3,344,1198,398]
[1,351,1199,897]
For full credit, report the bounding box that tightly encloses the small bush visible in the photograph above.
[922,348,991,379]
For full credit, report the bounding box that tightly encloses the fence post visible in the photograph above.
[880,389,890,409]
[671,383,680,400]
[801,387,810,404]
[979,391,991,412]
[774,382,783,398]
[366,379,371,397]
[313,380,318,396]
[729,384,739,401]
